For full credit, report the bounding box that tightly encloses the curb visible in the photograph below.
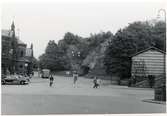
[142,99,166,105]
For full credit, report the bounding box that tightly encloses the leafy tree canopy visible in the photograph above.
[104,21,165,79]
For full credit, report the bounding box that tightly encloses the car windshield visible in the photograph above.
[7,75,18,79]
[43,69,50,72]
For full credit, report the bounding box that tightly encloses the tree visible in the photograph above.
[63,32,81,45]
[39,40,69,71]
[104,21,166,80]
[151,21,166,51]
[87,31,112,51]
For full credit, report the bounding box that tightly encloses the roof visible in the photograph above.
[17,57,30,63]
[2,29,26,45]
[131,47,165,57]
[17,38,26,45]
[2,29,12,37]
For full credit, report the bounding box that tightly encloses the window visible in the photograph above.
[20,51,24,57]
[20,65,23,68]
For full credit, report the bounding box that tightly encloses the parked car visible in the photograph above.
[1,74,7,79]
[41,69,50,78]
[1,74,30,85]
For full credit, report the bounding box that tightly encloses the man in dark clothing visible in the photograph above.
[73,71,78,85]
[49,74,54,87]
[93,77,99,88]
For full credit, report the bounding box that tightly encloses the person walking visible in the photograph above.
[96,78,101,88]
[93,77,97,88]
[93,77,100,88]
[49,74,54,87]
[73,71,78,87]
[66,71,70,78]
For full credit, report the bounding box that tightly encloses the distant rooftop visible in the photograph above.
[2,29,12,37]
[16,38,26,45]
[131,47,165,57]
[2,29,26,45]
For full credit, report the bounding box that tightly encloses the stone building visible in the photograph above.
[1,21,34,75]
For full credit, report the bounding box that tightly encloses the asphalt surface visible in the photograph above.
[1,75,166,115]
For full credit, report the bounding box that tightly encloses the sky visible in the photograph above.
[1,0,166,58]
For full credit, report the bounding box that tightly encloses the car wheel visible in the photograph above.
[20,81,25,85]
[2,80,5,85]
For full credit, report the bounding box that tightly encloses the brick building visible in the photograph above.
[1,21,34,75]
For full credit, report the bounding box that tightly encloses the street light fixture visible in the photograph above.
[72,50,74,57]
[157,8,166,78]
[77,51,81,57]
[154,9,166,101]
[157,9,166,50]
[71,50,81,57]
[157,9,166,21]
[71,50,81,72]
[25,63,28,74]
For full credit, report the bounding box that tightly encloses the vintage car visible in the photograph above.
[1,74,30,85]
[41,69,50,78]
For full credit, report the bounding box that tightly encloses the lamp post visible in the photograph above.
[157,8,166,74]
[155,9,166,101]
[157,9,166,51]
[71,50,81,72]
[25,63,28,75]
[157,9,166,22]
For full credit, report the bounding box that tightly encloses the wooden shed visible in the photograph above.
[131,47,165,77]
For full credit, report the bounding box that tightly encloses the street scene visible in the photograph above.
[1,72,166,115]
[1,0,166,115]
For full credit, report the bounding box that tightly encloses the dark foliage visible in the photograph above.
[104,21,166,79]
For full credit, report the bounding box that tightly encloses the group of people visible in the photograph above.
[49,71,79,87]
[49,71,101,88]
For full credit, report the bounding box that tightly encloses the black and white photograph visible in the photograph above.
[1,0,166,115]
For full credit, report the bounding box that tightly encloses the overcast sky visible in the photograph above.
[2,1,166,58]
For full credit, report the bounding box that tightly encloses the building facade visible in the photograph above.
[1,29,13,74]
[2,21,34,75]
[131,47,165,78]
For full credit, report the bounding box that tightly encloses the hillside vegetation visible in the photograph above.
[39,21,165,80]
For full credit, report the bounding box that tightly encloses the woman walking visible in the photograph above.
[73,71,78,87]
[49,74,54,87]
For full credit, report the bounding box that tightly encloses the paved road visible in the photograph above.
[1,75,166,115]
